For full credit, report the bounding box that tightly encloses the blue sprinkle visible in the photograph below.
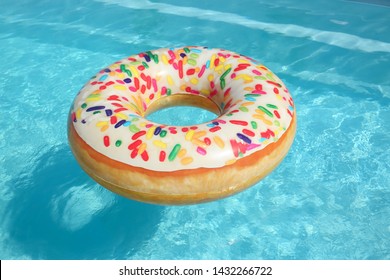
[144,54,151,62]
[207,123,215,127]
[206,60,210,68]
[114,119,126,128]
[180,53,186,58]
[123,78,132,83]
[123,121,131,127]
[103,68,111,73]
[105,109,113,116]
[192,48,201,53]
[81,119,86,124]
[237,133,252,144]
[99,74,108,81]
[86,105,105,112]
[245,96,256,101]
[154,126,162,135]
[212,121,219,125]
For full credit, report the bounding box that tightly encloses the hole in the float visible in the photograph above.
[145,94,220,126]
[147,106,218,126]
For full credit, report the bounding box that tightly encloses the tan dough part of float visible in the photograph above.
[68,47,296,205]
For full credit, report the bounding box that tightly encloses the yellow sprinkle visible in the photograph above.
[117,73,125,79]
[208,74,214,82]
[153,140,167,149]
[195,66,200,72]
[210,54,216,69]
[76,108,82,119]
[139,122,147,127]
[177,148,187,158]
[96,121,108,127]
[146,126,155,139]
[167,75,174,86]
[183,56,188,65]
[180,84,186,91]
[224,64,232,70]
[185,130,195,141]
[114,85,126,91]
[115,112,128,120]
[238,59,251,64]
[244,86,253,91]
[129,66,139,77]
[234,74,253,82]
[191,138,207,148]
[219,56,226,63]
[193,131,206,139]
[225,159,237,165]
[190,77,198,85]
[241,101,254,107]
[86,96,102,101]
[253,114,273,125]
[138,143,147,155]
[213,136,225,149]
[215,64,223,73]
[145,97,151,105]
[181,157,193,165]
[200,89,210,95]
[100,124,109,132]
[162,54,169,65]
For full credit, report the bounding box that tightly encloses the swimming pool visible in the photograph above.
[1,0,389,259]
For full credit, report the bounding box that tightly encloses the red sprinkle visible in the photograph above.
[103,135,110,147]
[209,126,221,132]
[229,120,248,126]
[141,150,149,161]
[159,151,166,162]
[274,110,281,119]
[242,129,255,137]
[128,139,142,150]
[132,130,146,140]
[110,116,117,124]
[204,137,211,146]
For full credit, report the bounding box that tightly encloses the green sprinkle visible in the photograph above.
[81,103,87,109]
[239,106,249,112]
[153,54,159,64]
[129,124,140,133]
[93,111,101,115]
[258,106,273,117]
[187,59,197,66]
[160,130,167,138]
[130,61,141,65]
[168,144,181,161]
[266,104,278,109]
[184,47,191,53]
[266,73,276,81]
[220,68,232,80]
[167,88,172,96]
[190,53,199,58]
[142,61,149,69]
[220,78,226,89]
[251,121,258,129]
[274,120,280,126]
[245,94,261,98]
[115,140,122,147]
[125,69,132,77]
[254,76,267,80]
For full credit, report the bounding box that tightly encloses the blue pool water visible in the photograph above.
[1,0,389,259]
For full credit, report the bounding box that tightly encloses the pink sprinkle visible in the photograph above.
[196,146,207,155]
[198,65,206,78]
[252,69,262,75]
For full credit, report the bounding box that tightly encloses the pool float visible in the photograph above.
[68,46,296,205]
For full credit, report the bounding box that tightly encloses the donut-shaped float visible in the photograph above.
[68,46,296,205]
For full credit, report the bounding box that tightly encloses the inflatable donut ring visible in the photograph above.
[68,46,296,205]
